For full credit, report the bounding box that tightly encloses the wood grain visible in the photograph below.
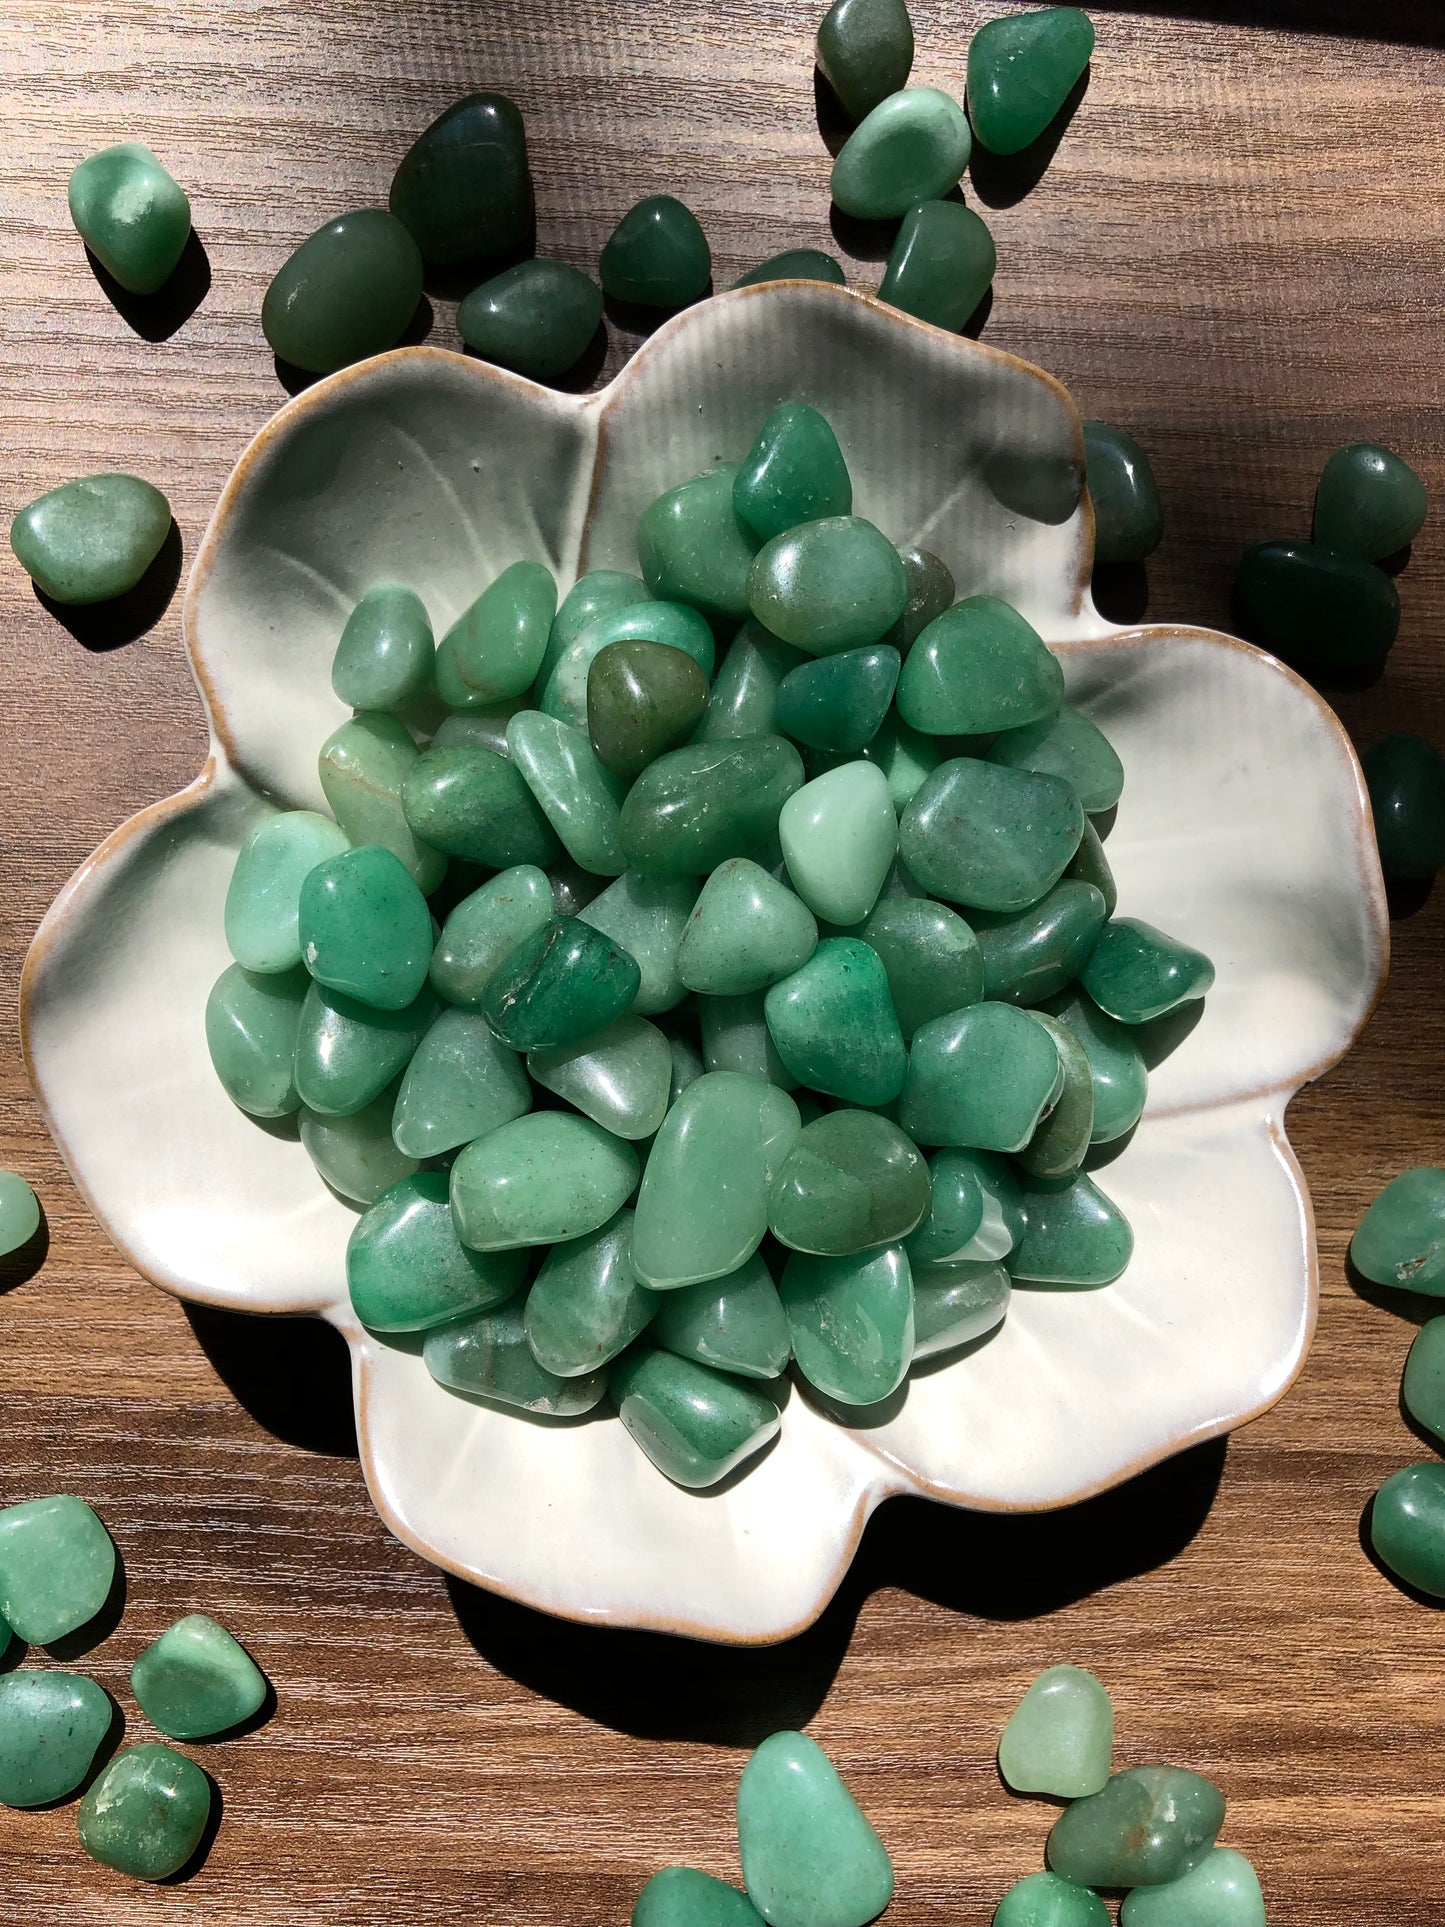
[2,3,1444,1921]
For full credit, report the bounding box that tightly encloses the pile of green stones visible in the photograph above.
[0,1492,269,1881]
[208,399,1215,1491]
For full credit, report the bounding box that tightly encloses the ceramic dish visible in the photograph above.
[21,283,1388,1645]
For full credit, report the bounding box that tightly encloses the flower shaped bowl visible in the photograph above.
[20,284,1388,1645]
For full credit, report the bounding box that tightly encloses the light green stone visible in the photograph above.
[299,1087,420,1203]
[620,736,805,877]
[0,1171,41,1258]
[1017,1014,1095,1178]
[1371,1461,1445,1596]
[262,209,423,374]
[293,980,436,1116]
[0,1670,111,1807]
[539,570,649,693]
[989,706,1125,814]
[425,1297,607,1416]
[1011,1171,1133,1286]
[699,991,798,1088]
[858,895,982,1039]
[817,0,915,120]
[1083,422,1164,566]
[1314,440,1427,561]
[994,1872,1110,1927]
[974,880,1107,1007]
[456,258,603,381]
[392,1007,531,1156]
[507,710,628,875]
[1120,1847,1266,1927]
[1351,1167,1445,1294]
[967,7,1096,156]
[637,464,761,622]
[480,915,640,1051]
[1081,917,1215,1024]
[332,584,434,713]
[701,622,809,739]
[225,811,351,973]
[830,86,972,221]
[747,516,907,655]
[765,937,906,1105]
[897,596,1062,736]
[1042,986,1147,1143]
[733,403,853,544]
[435,561,557,708]
[634,1866,766,1927]
[600,194,711,308]
[0,1495,115,1646]
[733,249,847,289]
[451,1112,639,1250]
[347,1171,525,1331]
[647,1254,793,1379]
[776,644,900,753]
[318,712,447,894]
[902,1002,1061,1152]
[901,757,1083,913]
[68,142,191,294]
[430,865,555,1008]
[130,1613,267,1741]
[78,1743,211,1882]
[911,1258,1010,1358]
[908,1148,1025,1263]
[1047,1766,1225,1889]
[779,762,897,925]
[525,1209,657,1375]
[545,599,714,729]
[206,963,308,1117]
[781,1243,913,1404]
[737,1730,895,1927]
[611,1348,780,1487]
[878,199,996,333]
[577,871,696,1014]
[999,1665,1114,1799]
[1403,1316,1445,1442]
[401,743,562,869]
[528,1016,672,1139]
[677,858,818,995]
[10,473,170,605]
[769,1110,929,1254]
[298,844,432,1011]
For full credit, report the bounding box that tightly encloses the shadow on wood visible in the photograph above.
[0,1209,49,1294]
[35,520,183,651]
[1095,0,1445,43]
[84,230,211,341]
[968,69,1090,210]
[183,1306,359,1457]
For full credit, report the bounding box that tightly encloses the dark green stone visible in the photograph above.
[1402,1317,1445,1444]
[619,736,804,875]
[389,93,533,270]
[636,465,761,621]
[973,880,1106,1005]
[262,210,423,374]
[896,596,1063,735]
[908,1148,1025,1262]
[332,584,434,713]
[1234,540,1399,682]
[1042,985,1148,1143]
[775,644,899,752]
[78,1743,211,1882]
[1068,816,1117,917]
[747,515,908,655]
[1010,1171,1132,1286]
[435,560,558,708]
[890,545,955,654]
[857,896,983,1039]
[633,1867,765,1927]
[1083,421,1163,564]
[780,1243,914,1404]
[600,195,711,307]
[401,744,561,868]
[817,0,914,120]
[1362,733,1445,879]
[764,937,907,1105]
[10,473,170,605]
[544,598,714,728]
[587,640,710,779]
[1350,1166,1445,1294]
[507,710,629,876]
[68,143,190,294]
[205,964,307,1117]
[456,258,602,380]
[348,1171,524,1331]
[1314,441,1427,560]
[1371,1461,1445,1596]
[1048,1766,1224,1889]
[293,980,435,1116]
[967,6,1095,156]
[297,844,433,1011]
[480,915,639,1050]
[912,1257,1010,1359]
[0,1671,112,1808]
[769,1109,930,1254]
[1081,917,1214,1024]
[610,1347,781,1487]
[733,402,853,544]
[540,570,649,692]
[878,199,996,333]
[733,249,847,288]
[989,705,1125,814]
[901,757,1083,912]
[1016,1013,1095,1178]
[902,1001,1061,1152]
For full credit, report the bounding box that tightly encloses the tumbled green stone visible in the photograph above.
[1043,986,1146,1142]
[647,1255,793,1379]
[770,1110,929,1255]
[888,546,956,654]
[748,516,907,656]
[78,1743,210,1882]
[782,1243,913,1405]
[974,880,1106,1006]
[779,762,897,925]
[776,644,899,753]
[878,199,996,333]
[1362,732,1445,879]
[902,1002,1061,1152]
[432,702,528,757]
[1315,441,1427,560]
[637,464,761,621]
[967,7,1095,156]
[1017,1012,1095,1178]
[897,596,1062,735]
[435,560,558,708]
[902,758,1083,912]
[994,1871,1110,1927]
[131,1614,267,1742]
[0,1495,115,1646]
[852,713,943,812]
[457,258,603,380]
[430,865,554,1007]
[733,403,853,545]
[999,1665,1113,1799]
[392,1007,531,1155]
[293,979,435,1115]
[620,736,805,876]
[699,992,799,1088]
[529,1016,672,1139]
[0,1172,41,1259]
[817,0,914,119]
[546,598,715,729]
[68,142,191,294]
[262,209,423,374]
[634,1866,766,1927]
[541,570,650,692]
[451,1112,638,1250]
[908,1148,1025,1263]
[10,473,170,605]
[830,86,972,220]
[1083,422,1163,565]
[611,1348,780,1488]
[299,1087,419,1203]
[990,707,1125,816]
[667,1032,705,1103]
[206,964,307,1117]
[1120,1847,1266,1927]
[401,744,559,870]
[426,1297,607,1415]
[318,712,447,894]
[738,1730,894,1927]
[765,937,906,1104]
[911,1257,1010,1358]
[347,1171,524,1330]
[332,584,435,714]
[1352,1167,1445,1294]
[1233,540,1399,682]
[1082,917,1214,1024]
[577,871,696,1014]
[677,858,818,995]
[480,915,639,1051]
[0,1670,111,1807]
[586,640,710,779]
[733,249,847,289]
[1048,1766,1225,1889]
[1011,1171,1133,1286]
[507,709,628,875]
[1372,1461,1445,1596]
[601,194,711,307]
[634,1072,801,1288]
[701,622,809,739]
[298,844,432,1011]
[1403,1317,1445,1443]
[525,1208,657,1375]
[389,92,533,270]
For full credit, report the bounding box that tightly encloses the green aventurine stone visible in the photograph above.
[856,899,980,1041]
[782,1243,913,1403]
[1363,733,1445,879]
[733,249,848,288]
[392,1007,531,1155]
[1082,917,1215,1024]
[634,1072,801,1288]
[902,758,1083,912]
[1011,1171,1133,1286]
[433,700,528,758]
[0,1171,41,1258]
[1403,1317,1445,1442]
[897,596,1062,736]
[0,1670,111,1807]
[1234,540,1399,682]
[10,473,170,605]
[770,1110,930,1254]
[226,807,347,971]
[431,865,555,1007]
[480,915,639,1050]
[830,87,972,221]
[911,1258,1010,1358]
[1017,1014,1095,1178]
[1083,422,1164,565]
[620,736,805,876]
[507,710,628,875]
[78,1743,211,1882]
[974,880,1107,1006]
[298,845,432,1011]
[637,464,760,621]
[816,0,915,120]
[457,259,603,380]
[546,599,715,729]
[525,1209,656,1374]
[332,584,434,713]
[1043,986,1146,1142]
[299,1088,419,1203]
[748,516,907,655]
[402,745,560,869]
[699,992,797,1088]
[68,142,191,294]
[677,858,818,995]
[779,762,898,924]
[885,550,952,656]
[0,1495,115,1645]
[318,712,447,894]
[990,706,1125,815]
[776,644,900,752]
[1351,1167,1445,1294]
[994,1872,1111,1927]
[541,570,649,688]
[206,964,307,1117]
[262,210,423,374]
[766,938,906,1104]
[733,403,853,545]
[1048,1766,1225,1890]
[1120,1847,1267,1927]
[451,1112,638,1250]
[426,1298,607,1415]
[634,1866,766,1927]
[844,713,940,813]
[702,623,809,739]
[600,194,711,307]
[528,1016,673,1139]
[130,1614,267,1741]
[435,560,558,708]
[610,1348,781,1487]
[647,1255,793,1378]
[910,1149,1025,1262]
[578,872,696,1014]
[1371,1461,1445,1596]
[1314,441,1427,560]
[999,1665,1114,1799]
[586,640,710,779]
[293,980,435,1115]
[737,1730,895,1927]
[878,199,996,333]
[348,1171,524,1330]
[389,92,533,270]
[902,1002,1061,1152]
[967,7,1096,156]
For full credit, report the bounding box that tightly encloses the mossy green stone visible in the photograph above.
[586,640,710,779]
[78,1743,211,1882]
[647,1255,793,1379]
[480,915,639,1051]
[1017,1014,1095,1178]
[1362,732,1445,879]
[130,1614,267,1742]
[1403,1317,1445,1443]
[430,865,555,1008]
[1081,917,1214,1024]
[0,1670,111,1807]
[902,757,1083,912]
[990,706,1124,815]
[770,1110,929,1255]
[0,1172,41,1259]
[525,1209,657,1375]
[10,473,170,605]
[528,1015,673,1139]
[748,515,907,655]
[1011,1171,1133,1286]
[388,92,533,270]
[332,584,434,713]
[781,1243,913,1404]
[879,199,996,333]
[402,745,560,869]
[263,210,423,374]
[830,86,972,221]
[298,844,432,1011]
[634,1866,766,1927]
[901,1001,1061,1152]
[206,963,308,1117]
[911,1257,1010,1358]
[435,560,558,708]
[1069,816,1117,917]
[816,0,914,119]
[733,403,854,544]
[1083,422,1163,565]
[677,858,818,995]
[620,736,804,877]
[1047,1766,1225,1889]
[967,7,1095,156]
[702,623,809,739]
[910,1148,1025,1262]
[974,880,1106,1006]
[547,598,714,729]
[577,871,696,1014]
[1351,1166,1445,1293]
[68,142,191,293]
[779,761,897,925]
[293,980,436,1116]
[601,194,711,307]
[1120,1847,1266,1927]
[737,1731,894,1927]
[507,710,628,875]
[733,249,847,288]
[897,595,1062,735]
[1043,986,1146,1142]
[765,937,906,1105]
[1234,540,1399,682]
[1371,1461,1445,1596]
[393,1007,532,1155]
[610,1347,780,1487]
[1314,441,1426,561]
[425,1297,607,1415]
[347,1171,525,1331]
[451,1112,638,1250]
[299,1087,419,1203]
[637,464,760,621]
[998,1665,1113,1799]
[776,644,899,753]
[994,1872,1110,1927]
[0,1495,115,1646]
[699,992,798,1088]
[318,712,447,894]
[457,258,603,380]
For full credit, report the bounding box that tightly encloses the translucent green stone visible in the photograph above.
[747,516,907,655]
[425,1297,607,1416]
[430,865,555,1008]
[620,736,805,877]
[78,1743,211,1882]
[852,713,943,812]
[999,1665,1113,1799]
[1081,917,1214,1024]
[507,710,628,874]
[782,1243,913,1404]
[637,464,760,622]
[1017,1014,1095,1178]
[0,1495,115,1646]
[776,644,899,753]
[480,915,639,1051]
[911,1258,1010,1358]
[206,964,307,1117]
[347,1171,524,1331]
[830,87,972,220]
[1047,1766,1225,1889]
[902,1002,1061,1152]
[130,1613,267,1741]
[1314,441,1426,561]
[633,1072,800,1288]
[262,210,423,374]
[1083,423,1163,565]
[1069,816,1117,917]
[318,713,447,894]
[525,1209,657,1375]
[901,758,1083,912]
[634,1866,766,1927]
[1011,1171,1133,1286]
[577,871,696,1014]
[69,141,191,294]
[765,937,906,1105]
[610,1348,780,1487]
[545,599,714,729]
[451,1112,638,1250]
[896,596,1062,735]
[677,858,818,995]
[1120,1847,1266,1927]
[1234,540,1399,682]
[1362,732,1445,879]
[0,1670,111,1807]
[974,880,1106,1006]
[733,249,847,289]
[0,1172,41,1259]
[647,1254,793,1379]
[432,702,529,757]
[908,1148,1025,1263]
[1403,1317,1445,1442]
[1371,1461,1445,1596]
[435,561,558,708]
[879,199,996,333]
[737,1730,894,1927]
[332,584,434,713]
[733,403,853,545]
[298,845,432,1012]
[388,93,533,270]
[1351,1167,1445,1294]
[990,707,1125,815]
[293,980,435,1115]
[299,1088,419,1203]
[967,7,1095,156]
[779,762,897,925]
[528,1015,672,1139]
[400,745,558,869]
[817,0,914,119]
[392,1007,531,1155]
[585,640,710,778]
[993,1871,1110,1927]
[1043,986,1146,1142]
[699,992,798,1088]
[600,194,711,307]
[701,622,809,739]
[770,1110,929,1254]
[10,473,170,605]
[540,570,649,693]
[457,259,603,380]
[888,545,956,654]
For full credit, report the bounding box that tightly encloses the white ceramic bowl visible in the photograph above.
[21,284,1388,1645]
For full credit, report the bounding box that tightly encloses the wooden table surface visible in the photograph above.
[4,2,1445,1920]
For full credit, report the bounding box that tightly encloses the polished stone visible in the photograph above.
[667,1032,706,1103]
[989,706,1124,814]
[0,1669,111,1807]
[1010,1171,1133,1286]
[1351,1166,1445,1294]
[389,92,533,269]
[999,1665,1113,1799]
[68,142,191,293]
[545,599,715,729]
[765,937,907,1104]
[973,880,1106,1006]
[816,0,914,119]
[901,1002,1061,1152]
[392,1006,532,1155]
[897,595,1062,736]
[587,639,710,779]
[677,858,818,995]
[1314,441,1427,561]
[733,249,848,288]
[637,465,760,622]
[434,560,558,708]
[1120,1847,1267,1927]
[347,1171,525,1330]
[430,865,555,1008]
[830,86,972,221]
[293,979,436,1116]
[733,403,853,544]
[890,545,955,655]
[911,1257,1010,1358]
[879,199,996,332]
[480,915,639,1051]
[131,1614,267,1741]
[994,1872,1110,1927]
[541,571,649,692]
[1042,985,1147,1142]
[318,712,447,894]
[1083,422,1163,565]
[1081,917,1215,1024]
[528,1015,672,1139]
[737,1730,895,1927]
[776,644,900,752]
[600,194,711,307]
[453,1111,639,1251]
[1402,1316,1445,1443]
[10,473,171,605]
[298,844,433,1011]
[432,700,531,758]
[699,991,799,1088]
[424,1297,608,1416]
[647,1254,793,1379]
[457,258,602,380]
[525,1208,657,1375]
[78,1743,211,1882]
[1047,1766,1225,1889]
[747,515,907,655]
[1362,732,1445,879]
[781,1243,913,1404]
[967,6,1095,155]
[0,1171,41,1259]
[901,757,1083,912]
[611,1347,781,1487]
[770,1110,929,1254]
[332,585,434,714]
[224,812,351,976]
[1371,1461,1445,1597]
[0,1495,115,1646]
[1017,1013,1095,1178]
[911,1147,1026,1262]
[633,1867,766,1926]
[621,736,805,877]
[262,210,423,373]
[1234,540,1399,683]
[206,963,307,1117]
[298,1087,419,1203]
[578,871,697,1014]
[507,710,628,875]
[779,761,897,925]
[701,623,809,739]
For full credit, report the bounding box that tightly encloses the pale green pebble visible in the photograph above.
[676,857,819,996]
[130,1612,268,1741]
[224,810,351,973]
[424,1296,609,1415]
[633,1866,766,1926]
[737,1730,895,1927]
[537,570,649,694]
[700,620,809,739]
[392,1007,532,1157]
[994,1871,1111,1927]
[205,963,308,1118]
[998,1665,1114,1799]
[527,1016,673,1140]
[10,473,171,605]
[318,711,447,895]
[298,1086,420,1204]
[577,871,696,1014]
[434,560,558,709]
[779,760,897,926]
[331,584,435,713]
[450,1111,639,1250]
[0,1495,115,1645]
[699,991,799,1089]
[0,1172,41,1257]
[646,1253,793,1379]
[430,865,555,1008]
[524,1207,657,1375]
[507,709,628,875]
[542,597,715,728]
[1120,1848,1267,1926]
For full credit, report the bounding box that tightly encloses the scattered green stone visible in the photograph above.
[600,195,711,307]
[897,596,1062,736]
[701,622,809,739]
[699,992,799,1088]
[782,1243,913,1404]
[1362,733,1445,880]
[1372,1460,1445,1595]
[332,584,434,714]
[392,1007,532,1155]
[586,639,710,779]
[1234,540,1399,683]
[507,709,629,875]
[451,1111,638,1250]
[0,1171,41,1258]
[878,199,996,333]
[736,1729,895,1927]
[677,858,818,996]
[610,1347,780,1488]
[1081,917,1215,1024]
[857,895,982,1038]
[1047,1765,1225,1889]
[621,736,805,876]
[830,87,972,221]
[999,1665,1114,1799]
[389,92,533,270]
[776,644,900,753]
[1350,1167,1445,1294]
[525,1209,657,1375]
[293,979,436,1116]
[637,464,761,622]
[769,1110,929,1254]
[911,1257,1010,1358]
[78,1743,211,1882]
[431,865,555,1007]
[1043,986,1147,1142]
[577,871,697,1014]
[298,844,432,1011]
[480,915,639,1051]
[633,1866,766,1927]
[994,1871,1111,1927]
[435,560,558,709]
[967,7,1095,156]
[262,209,423,374]
[974,880,1107,1006]
[224,812,351,976]
[10,473,170,606]
[528,1015,673,1139]
[1120,1846,1267,1927]
[989,705,1125,814]
[425,1297,608,1415]
[318,712,447,894]
[733,249,847,289]
[298,1087,419,1203]
[130,1613,267,1741]
[817,0,915,120]
[779,762,898,925]
[902,1001,1062,1152]
[901,758,1083,912]
[1403,1317,1445,1444]
[347,1171,525,1331]
[1017,1013,1095,1178]
[68,142,191,294]
[765,937,907,1105]
[733,403,853,545]
[1083,422,1164,565]
[457,258,603,380]
[1314,441,1426,561]
[0,1495,115,1646]
[0,1670,112,1807]
[1011,1170,1132,1286]
[205,963,308,1117]
[647,1255,793,1379]
[748,515,907,655]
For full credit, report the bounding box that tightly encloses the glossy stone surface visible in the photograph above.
[78,1743,211,1882]
[770,1110,929,1254]
[293,980,435,1116]
[637,465,760,622]
[0,1495,115,1645]
[697,992,795,1088]
[1362,732,1445,879]
[702,623,809,739]
[902,1002,1061,1152]
[647,1255,793,1379]
[507,709,628,875]
[734,249,847,288]
[734,403,853,545]
[392,1007,531,1155]
[206,964,307,1117]
[298,844,432,1011]
[897,596,1062,736]
[967,6,1095,155]
[528,1015,672,1139]
[1042,986,1147,1142]
[0,1171,40,1258]
[431,865,554,1007]
[1351,1167,1445,1294]
[1017,1013,1095,1178]
[542,570,649,687]
[332,584,434,714]
[223,813,350,978]
[587,639,710,779]
[131,1614,267,1741]
[748,516,907,655]
[388,92,533,269]
[911,1257,1010,1358]
[69,140,191,294]
[1083,422,1163,565]
[452,1112,638,1251]
[856,897,982,1040]
[1120,1847,1266,1927]
[262,209,423,374]
[601,194,711,307]
[817,0,914,119]
[610,1347,780,1488]
[879,199,996,333]
[457,258,602,380]
[10,473,170,605]
[347,1171,524,1330]
[480,915,639,1051]
[765,938,906,1104]
[781,1243,913,1404]
[1314,441,1427,561]
[1372,1461,1445,1596]
[621,736,805,876]
[1049,1766,1225,1890]
[999,1665,1113,1799]
[1011,1171,1133,1286]
[974,880,1106,1006]
[677,858,818,995]
[906,1149,985,1261]
[0,1670,111,1807]
[1402,1316,1445,1443]
[889,545,956,656]
[318,712,447,894]
[844,712,942,813]
[525,1209,657,1375]
[737,1730,895,1927]
[425,1297,607,1415]
[634,1867,766,1927]
[1234,540,1399,682]
[991,707,1125,816]
[578,871,696,1014]
[435,560,558,708]
[298,1087,419,1203]
[546,597,714,728]
[994,1872,1110,1927]
[432,701,530,758]
[1082,917,1215,1024]
[901,757,1083,912]
[830,86,972,221]
[776,644,900,753]
[779,761,897,925]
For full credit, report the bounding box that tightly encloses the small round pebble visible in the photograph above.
[77,1741,212,1881]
